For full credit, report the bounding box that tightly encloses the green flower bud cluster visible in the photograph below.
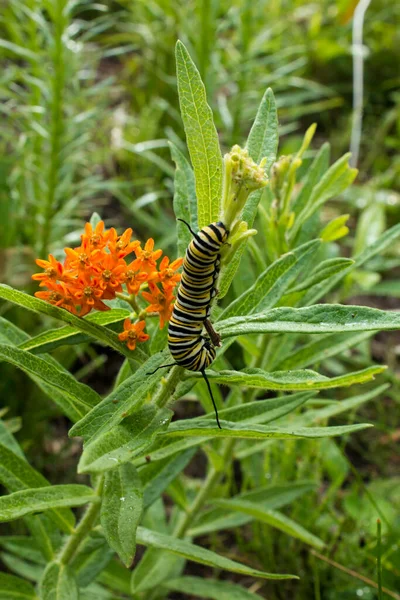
[221,145,268,230]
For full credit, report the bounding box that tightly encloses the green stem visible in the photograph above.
[377,519,383,600]
[59,477,104,565]
[116,292,141,314]
[41,0,67,256]
[154,365,184,409]
[173,438,235,538]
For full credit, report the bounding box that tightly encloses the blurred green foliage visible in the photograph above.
[0,1,400,599]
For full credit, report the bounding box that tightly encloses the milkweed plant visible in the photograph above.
[1,40,400,599]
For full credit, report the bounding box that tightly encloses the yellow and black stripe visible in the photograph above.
[167,220,229,427]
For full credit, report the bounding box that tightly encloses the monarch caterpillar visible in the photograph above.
[150,219,229,428]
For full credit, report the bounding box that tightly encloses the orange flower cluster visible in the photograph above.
[32,221,183,350]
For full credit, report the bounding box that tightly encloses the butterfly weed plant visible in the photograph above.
[1,40,400,599]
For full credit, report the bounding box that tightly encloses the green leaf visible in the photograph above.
[275,331,374,370]
[354,202,386,256]
[130,547,183,594]
[0,572,37,599]
[0,536,45,565]
[212,500,324,549]
[71,533,113,588]
[218,239,320,320]
[291,153,357,238]
[320,214,350,242]
[246,87,279,170]
[169,142,198,257]
[0,317,30,345]
[164,576,265,600]
[290,258,354,293]
[0,444,75,533]
[217,88,278,298]
[0,321,96,422]
[303,222,400,304]
[141,448,197,510]
[198,365,384,391]
[175,40,222,228]
[189,481,316,537]
[96,561,131,595]
[298,384,390,426]
[0,552,42,582]
[136,526,296,580]
[40,562,78,600]
[0,485,98,522]
[201,391,313,425]
[78,406,172,474]
[0,344,100,421]
[18,309,129,354]
[69,351,171,441]
[218,304,400,338]
[292,143,330,215]
[101,464,143,567]
[0,419,24,458]
[0,285,146,361]
[219,252,296,320]
[160,420,371,440]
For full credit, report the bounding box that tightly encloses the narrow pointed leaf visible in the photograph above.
[0,572,37,599]
[71,533,114,588]
[246,87,279,168]
[101,464,143,567]
[292,143,330,214]
[213,499,324,549]
[219,239,320,320]
[69,352,172,441]
[200,391,313,425]
[0,344,100,420]
[302,221,400,305]
[40,562,78,600]
[218,88,278,298]
[78,407,173,474]
[169,142,198,256]
[136,526,296,580]
[275,331,374,370]
[189,482,316,537]
[0,485,98,522]
[0,444,74,533]
[164,576,265,600]
[160,421,371,440]
[196,365,385,390]
[175,40,222,227]
[0,285,146,361]
[18,309,129,354]
[218,304,400,338]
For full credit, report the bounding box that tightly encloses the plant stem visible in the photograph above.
[377,519,383,600]
[59,476,104,565]
[154,365,184,409]
[41,0,66,256]
[173,438,235,538]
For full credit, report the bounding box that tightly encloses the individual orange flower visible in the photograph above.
[81,220,109,250]
[34,281,76,313]
[32,254,64,286]
[118,318,149,351]
[108,227,140,259]
[152,256,183,290]
[67,274,110,317]
[64,239,101,273]
[134,238,162,274]
[96,253,126,294]
[142,283,175,329]
[122,258,148,295]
